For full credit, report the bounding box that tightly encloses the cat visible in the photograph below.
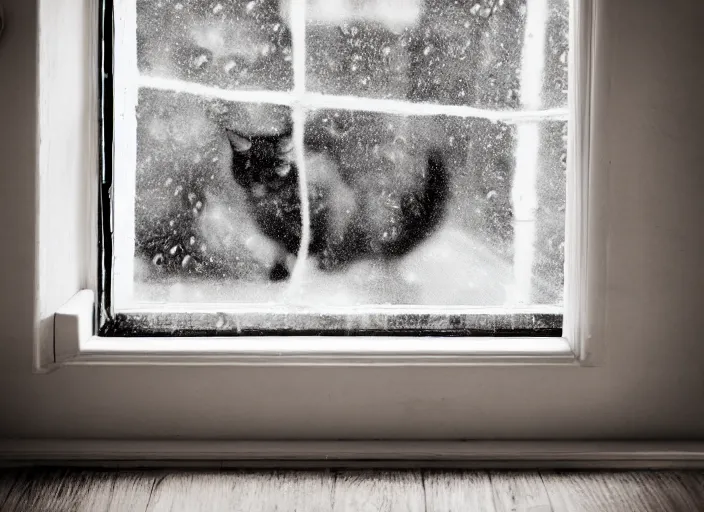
[226,113,449,281]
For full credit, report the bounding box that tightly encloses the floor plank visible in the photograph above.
[541,471,703,512]
[0,471,18,510]
[104,471,156,512]
[331,471,425,512]
[145,470,334,512]
[423,471,496,512]
[0,469,113,512]
[489,471,554,512]
[675,470,704,504]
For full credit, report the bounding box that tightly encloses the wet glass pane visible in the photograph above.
[132,91,565,307]
[108,0,571,334]
[134,90,293,302]
[137,0,293,90]
[305,0,569,109]
[544,0,570,109]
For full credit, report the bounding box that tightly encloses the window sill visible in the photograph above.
[55,290,578,367]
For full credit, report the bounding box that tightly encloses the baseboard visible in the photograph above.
[1,440,704,469]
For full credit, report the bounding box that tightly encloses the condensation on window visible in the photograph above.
[111,0,569,331]
[137,0,294,90]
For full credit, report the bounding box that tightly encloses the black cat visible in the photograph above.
[226,116,448,281]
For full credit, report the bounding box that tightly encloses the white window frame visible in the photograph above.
[37,0,603,370]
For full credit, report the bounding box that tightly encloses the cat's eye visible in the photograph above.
[103,0,573,340]
[274,163,292,177]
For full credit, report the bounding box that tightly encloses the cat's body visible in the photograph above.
[227,114,448,281]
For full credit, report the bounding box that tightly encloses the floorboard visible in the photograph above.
[1,468,111,512]
[490,471,554,512]
[105,471,157,512]
[0,468,702,511]
[676,471,704,505]
[540,471,703,512]
[144,471,333,512]
[423,470,496,512]
[0,471,18,510]
[331,471,425,512]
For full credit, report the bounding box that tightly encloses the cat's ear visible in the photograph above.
[226,129,252,152]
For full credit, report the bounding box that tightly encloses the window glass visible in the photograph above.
[103,0,570,336]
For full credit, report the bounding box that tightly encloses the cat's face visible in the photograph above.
[226,129,298,199]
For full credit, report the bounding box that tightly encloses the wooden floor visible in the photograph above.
[0,469,703,511]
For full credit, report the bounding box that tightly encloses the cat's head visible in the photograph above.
[226,129,298,199]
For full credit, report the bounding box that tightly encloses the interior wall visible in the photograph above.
[0,0,702,440]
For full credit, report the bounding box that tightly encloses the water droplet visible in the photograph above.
[193,54,209,69]
[223,60,236,73]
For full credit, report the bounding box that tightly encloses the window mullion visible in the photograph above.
[287,0,311,290]
[299,93,568,122]
[138,75,295,107]
[134,75,569,123]
[511,0,549,305]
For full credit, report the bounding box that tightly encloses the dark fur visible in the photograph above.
[227,124,448,281]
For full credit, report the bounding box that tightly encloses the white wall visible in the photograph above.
[0,0,703,440]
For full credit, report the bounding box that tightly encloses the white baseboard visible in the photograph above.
[2,440,704,469]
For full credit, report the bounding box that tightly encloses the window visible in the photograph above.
[100,0,572,339]
[25,0,704,448]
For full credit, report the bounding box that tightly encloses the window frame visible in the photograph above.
[38,0,603,370]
